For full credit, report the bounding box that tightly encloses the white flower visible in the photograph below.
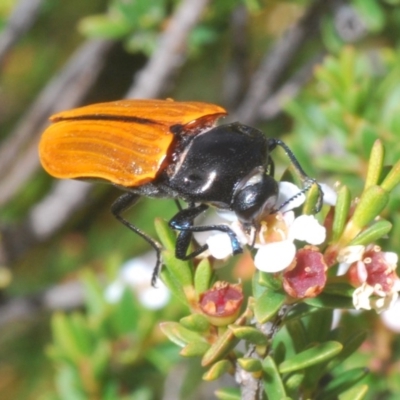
[343,245,400,313]
[337,245,366,276]
[254,213,325,273]
[352,283,375,311]
[105,252,170,310]
[288,214,326,245]
[206,181,327,273]
[254,240,296,273]
[353,282,399,313]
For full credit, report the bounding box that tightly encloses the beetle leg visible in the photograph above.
[174,199,183,211]
[267,138,323,212]
[111,193,163,286]
[169,203,243,260]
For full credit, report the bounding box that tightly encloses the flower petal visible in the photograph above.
[207,233,235,259]
[319,183,337,206]
[383,251,398,269]
[352,283,374,310]
[371,291,398,314]
[289,215,326,245]
[277,181,305,212]
[337,245,365,264]
[254,240,296,273]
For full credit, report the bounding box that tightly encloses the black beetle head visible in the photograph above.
[232,169,278,227]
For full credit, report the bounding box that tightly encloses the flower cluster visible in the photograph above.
[199,180,400,311]
[206,182,329,299]
[339,245,400,313]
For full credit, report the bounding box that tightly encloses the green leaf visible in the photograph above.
[162,249,193,287]
[51,313,84,363]
[160,268,188,306]
[159,322,205,348]
[284,303,319,323]
[332,185,351,241]
[55,365,86,400]
[286,319,308,353]
[353,0,385,32]
[111,288,140,334]
[91,340,111,380]
[381,159,400,192]
[304,293,354,309]
[81,270,108,317]
[364,140,385,189]
[78,15,131,39]
[303,181,323,215]
[349,219,392,246]
[180,314,210,332]
[254,290,286,324]
[215,387,241,400]
[279,341,343,374]
[257,270,282,291]
[316,367,369,399]
[262,356,287,398]
[285,371,305,394]
[194,258,214,294]
[323,282,354,297]
[68,313,93,356]
[180,341,211,357]
[202,325,241,367]
[154,218,176,252]
[203,360,232,381]
[328,330,368,371]
[305,309,333,343]
[237,357,262,373]
[125,31,158,56]
[338,384,369,400]
[228,326,268,346]
[350,185,389,229]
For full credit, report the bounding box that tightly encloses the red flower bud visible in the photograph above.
[199,282,244,326]
[283,246,328,298]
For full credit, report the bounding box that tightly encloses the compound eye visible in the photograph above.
[232,176,278,224]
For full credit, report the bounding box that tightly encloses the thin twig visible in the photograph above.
[126,0,210,99]
[258,52,326,120]
[222,5,249,108]
[0,280,85,329]
[0,0,44,65]
[233,0,331,126]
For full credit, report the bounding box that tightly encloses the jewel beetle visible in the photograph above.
[39,99,322,285]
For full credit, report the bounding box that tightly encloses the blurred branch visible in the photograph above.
[126,0,210,98]
[0,0,44,65]
[234,0,333,125]
[0,280,85,328]
[0,39,113,206]
[258,52,326,120]
[222,5,249,108]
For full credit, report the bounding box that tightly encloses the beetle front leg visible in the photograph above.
[169,203,243,260]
